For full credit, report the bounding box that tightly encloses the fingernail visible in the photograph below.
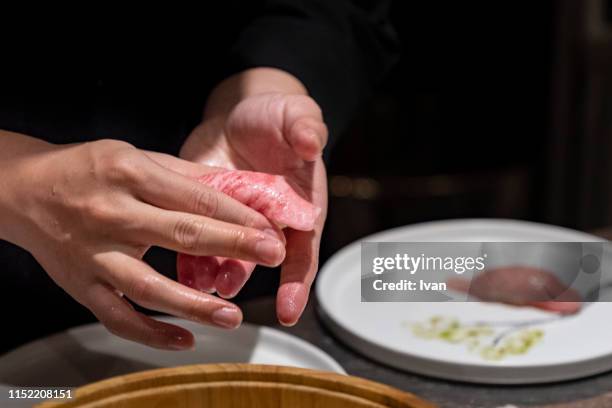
[217,263,245,299]
[263,228,279,238]
[255,237,283,264]
[211,306,241,329]
[167,334,192,350]
[264,228,286,245]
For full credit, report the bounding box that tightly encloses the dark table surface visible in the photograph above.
[238,295,612,408]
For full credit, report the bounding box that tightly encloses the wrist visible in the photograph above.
[204,68,308,121]
[0,132,55,246]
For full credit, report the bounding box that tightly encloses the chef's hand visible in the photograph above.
[180,68,328,326]
[0,134,285,349]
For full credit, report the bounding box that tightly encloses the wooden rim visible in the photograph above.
[37,364,435,408]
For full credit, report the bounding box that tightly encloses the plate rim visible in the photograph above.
[315,218,612,384]
[0,318,346,382]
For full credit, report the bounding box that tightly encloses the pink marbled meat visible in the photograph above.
[177,170,320,293]
[196,170,320,231]
[448,266,582,314]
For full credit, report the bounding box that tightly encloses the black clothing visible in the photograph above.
[1,0,399,147]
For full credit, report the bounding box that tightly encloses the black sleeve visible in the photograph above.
[225,0,400,139]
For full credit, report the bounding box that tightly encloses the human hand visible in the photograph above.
[180,68,328,326]
[0,137,286,349]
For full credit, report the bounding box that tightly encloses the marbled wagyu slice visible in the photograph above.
[177,170,320,293]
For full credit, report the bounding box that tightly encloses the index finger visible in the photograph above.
[136,153,283,237]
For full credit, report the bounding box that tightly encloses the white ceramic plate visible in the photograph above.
[0,318,344,389]
[316,218,612,384]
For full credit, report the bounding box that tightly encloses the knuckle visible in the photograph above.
[184,294,213,323]
[93,139,134,152]
[130,244,150,258]
[192,186,220,218]
[82,197,122,226]
[229,229,249,258]
[128,274,157,304]
[242,211,262,229]
[184,298,204,322]
[107,152,142,184]
[92,142,142,185]
[173,217,206,251]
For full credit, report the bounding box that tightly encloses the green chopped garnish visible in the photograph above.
[408,317,544,361]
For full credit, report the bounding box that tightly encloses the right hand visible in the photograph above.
[0,139,286,350]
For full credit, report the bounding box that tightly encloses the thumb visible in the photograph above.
[282,95,329,161]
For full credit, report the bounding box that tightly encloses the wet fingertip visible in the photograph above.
[255,237,286,266]
[195,274,218,294]
[178,255,220,293]
[278,315,298,327]
[216,260,251,299]
[276,283,309,326]
[216,282,239,300]
[275,301,300,327]
[211,306,243,329]
[276,302,300,327]
[167,331,195,351]
[195,283,218,294]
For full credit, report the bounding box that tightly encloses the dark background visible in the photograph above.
[322,0,612,259]
[325,0,559,258]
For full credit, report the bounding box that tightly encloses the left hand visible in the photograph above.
[180,68,328,326]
